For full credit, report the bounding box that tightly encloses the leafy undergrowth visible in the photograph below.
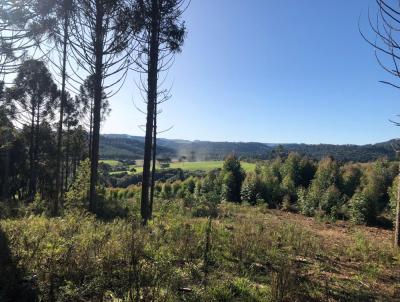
[1,203,399,301]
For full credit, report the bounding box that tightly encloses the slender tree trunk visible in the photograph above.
[140,0,160,225]
[72,142,77,180]
[89,99,93,159]
[28,105,35,200]
[32,105,40,199]
[149,101,157,218]
[64,123,70,191]
[89,0,104,213]
[395,164,400,248]
[54,9,69,216]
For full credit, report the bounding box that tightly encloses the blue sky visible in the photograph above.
[103,0,400,145]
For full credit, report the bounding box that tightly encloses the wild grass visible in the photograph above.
[1,202,399,301]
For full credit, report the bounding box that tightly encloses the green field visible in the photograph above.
[103,160,256,175]
[134,161,256,174]
[100,159,123,167]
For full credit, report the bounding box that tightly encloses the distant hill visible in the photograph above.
[100,134,398,162]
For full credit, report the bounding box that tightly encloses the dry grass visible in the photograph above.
[217,205,400,301]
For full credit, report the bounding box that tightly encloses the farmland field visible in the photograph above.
[100,159,123,167]
[102,160,257,175]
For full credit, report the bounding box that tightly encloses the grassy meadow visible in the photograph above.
[101,159,257,175]
[101,159,124,167]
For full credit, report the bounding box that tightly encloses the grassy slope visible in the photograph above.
[1,203,399,301]
[206,204,400,301]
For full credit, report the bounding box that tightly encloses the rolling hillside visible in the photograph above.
[100,134,398,162]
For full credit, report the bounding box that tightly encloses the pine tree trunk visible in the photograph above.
[54,10,69,216]
[33,106,40,195]
[64,123,70,191]
[149,101,157,218]
[88,0,104,213]
[32,105,40,199]
[28,105,35,200]
[395,164,400,248]
[89,99,93,159]
[140,0,160,225]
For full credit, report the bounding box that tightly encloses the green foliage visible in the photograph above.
[312,157,340,191]
[319,185,343,218]
[340,163,362,198]
[205,277,270,302]
[161,181,173,199]
[183,176,196,194]
[280,152,303,197]
[298,157,342,217]
[388,175,399,221]
[99,134,400,163]
[348,160,396,224]
[259,157,283,207]
[0,202,398,301]
[191,202,219,218]
[221,155,245,202]
[26,192,48,216]
[297,187,317,216]
[349,191,371,224]
[65,159,91,211]
[241,173,262,205]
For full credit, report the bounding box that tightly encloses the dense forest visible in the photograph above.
[1,0,400,301]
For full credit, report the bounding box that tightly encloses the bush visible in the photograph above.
[349,191,374,224]
[241,173,263,205]
[319,185,343,218]
[26,193,48,216]
[161,182,172,199]
[205,278,269,302]
[281,195,293,212]
[64,159,91,211]
[221,155,245,202]
[191,203,218,218]
[388,175,399,222]
[297,187,317,216]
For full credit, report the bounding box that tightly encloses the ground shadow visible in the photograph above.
[367,216,394,230]
[0,228,38,302]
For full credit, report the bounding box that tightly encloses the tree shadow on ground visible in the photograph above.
[0,228,38,302]
[371,216,393,230]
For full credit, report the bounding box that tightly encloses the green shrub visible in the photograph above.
[191,203,218,218]
[26,193,48,216]
[297,187,317,216]
[319,185,343,218]
[64,159,91,211]
[241,173,263,205]
[349,191,373,224]
[388,175,399,222]
[205,278,269,302]
[161,182,173,199]
[221,155,245,203]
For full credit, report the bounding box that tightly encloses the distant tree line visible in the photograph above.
[98,135,398,163]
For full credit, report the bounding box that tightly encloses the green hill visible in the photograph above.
[100,134,397,162]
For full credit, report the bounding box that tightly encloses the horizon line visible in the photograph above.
[101,133,400,147]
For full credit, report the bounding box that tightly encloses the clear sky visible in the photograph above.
[103,0,400,145]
